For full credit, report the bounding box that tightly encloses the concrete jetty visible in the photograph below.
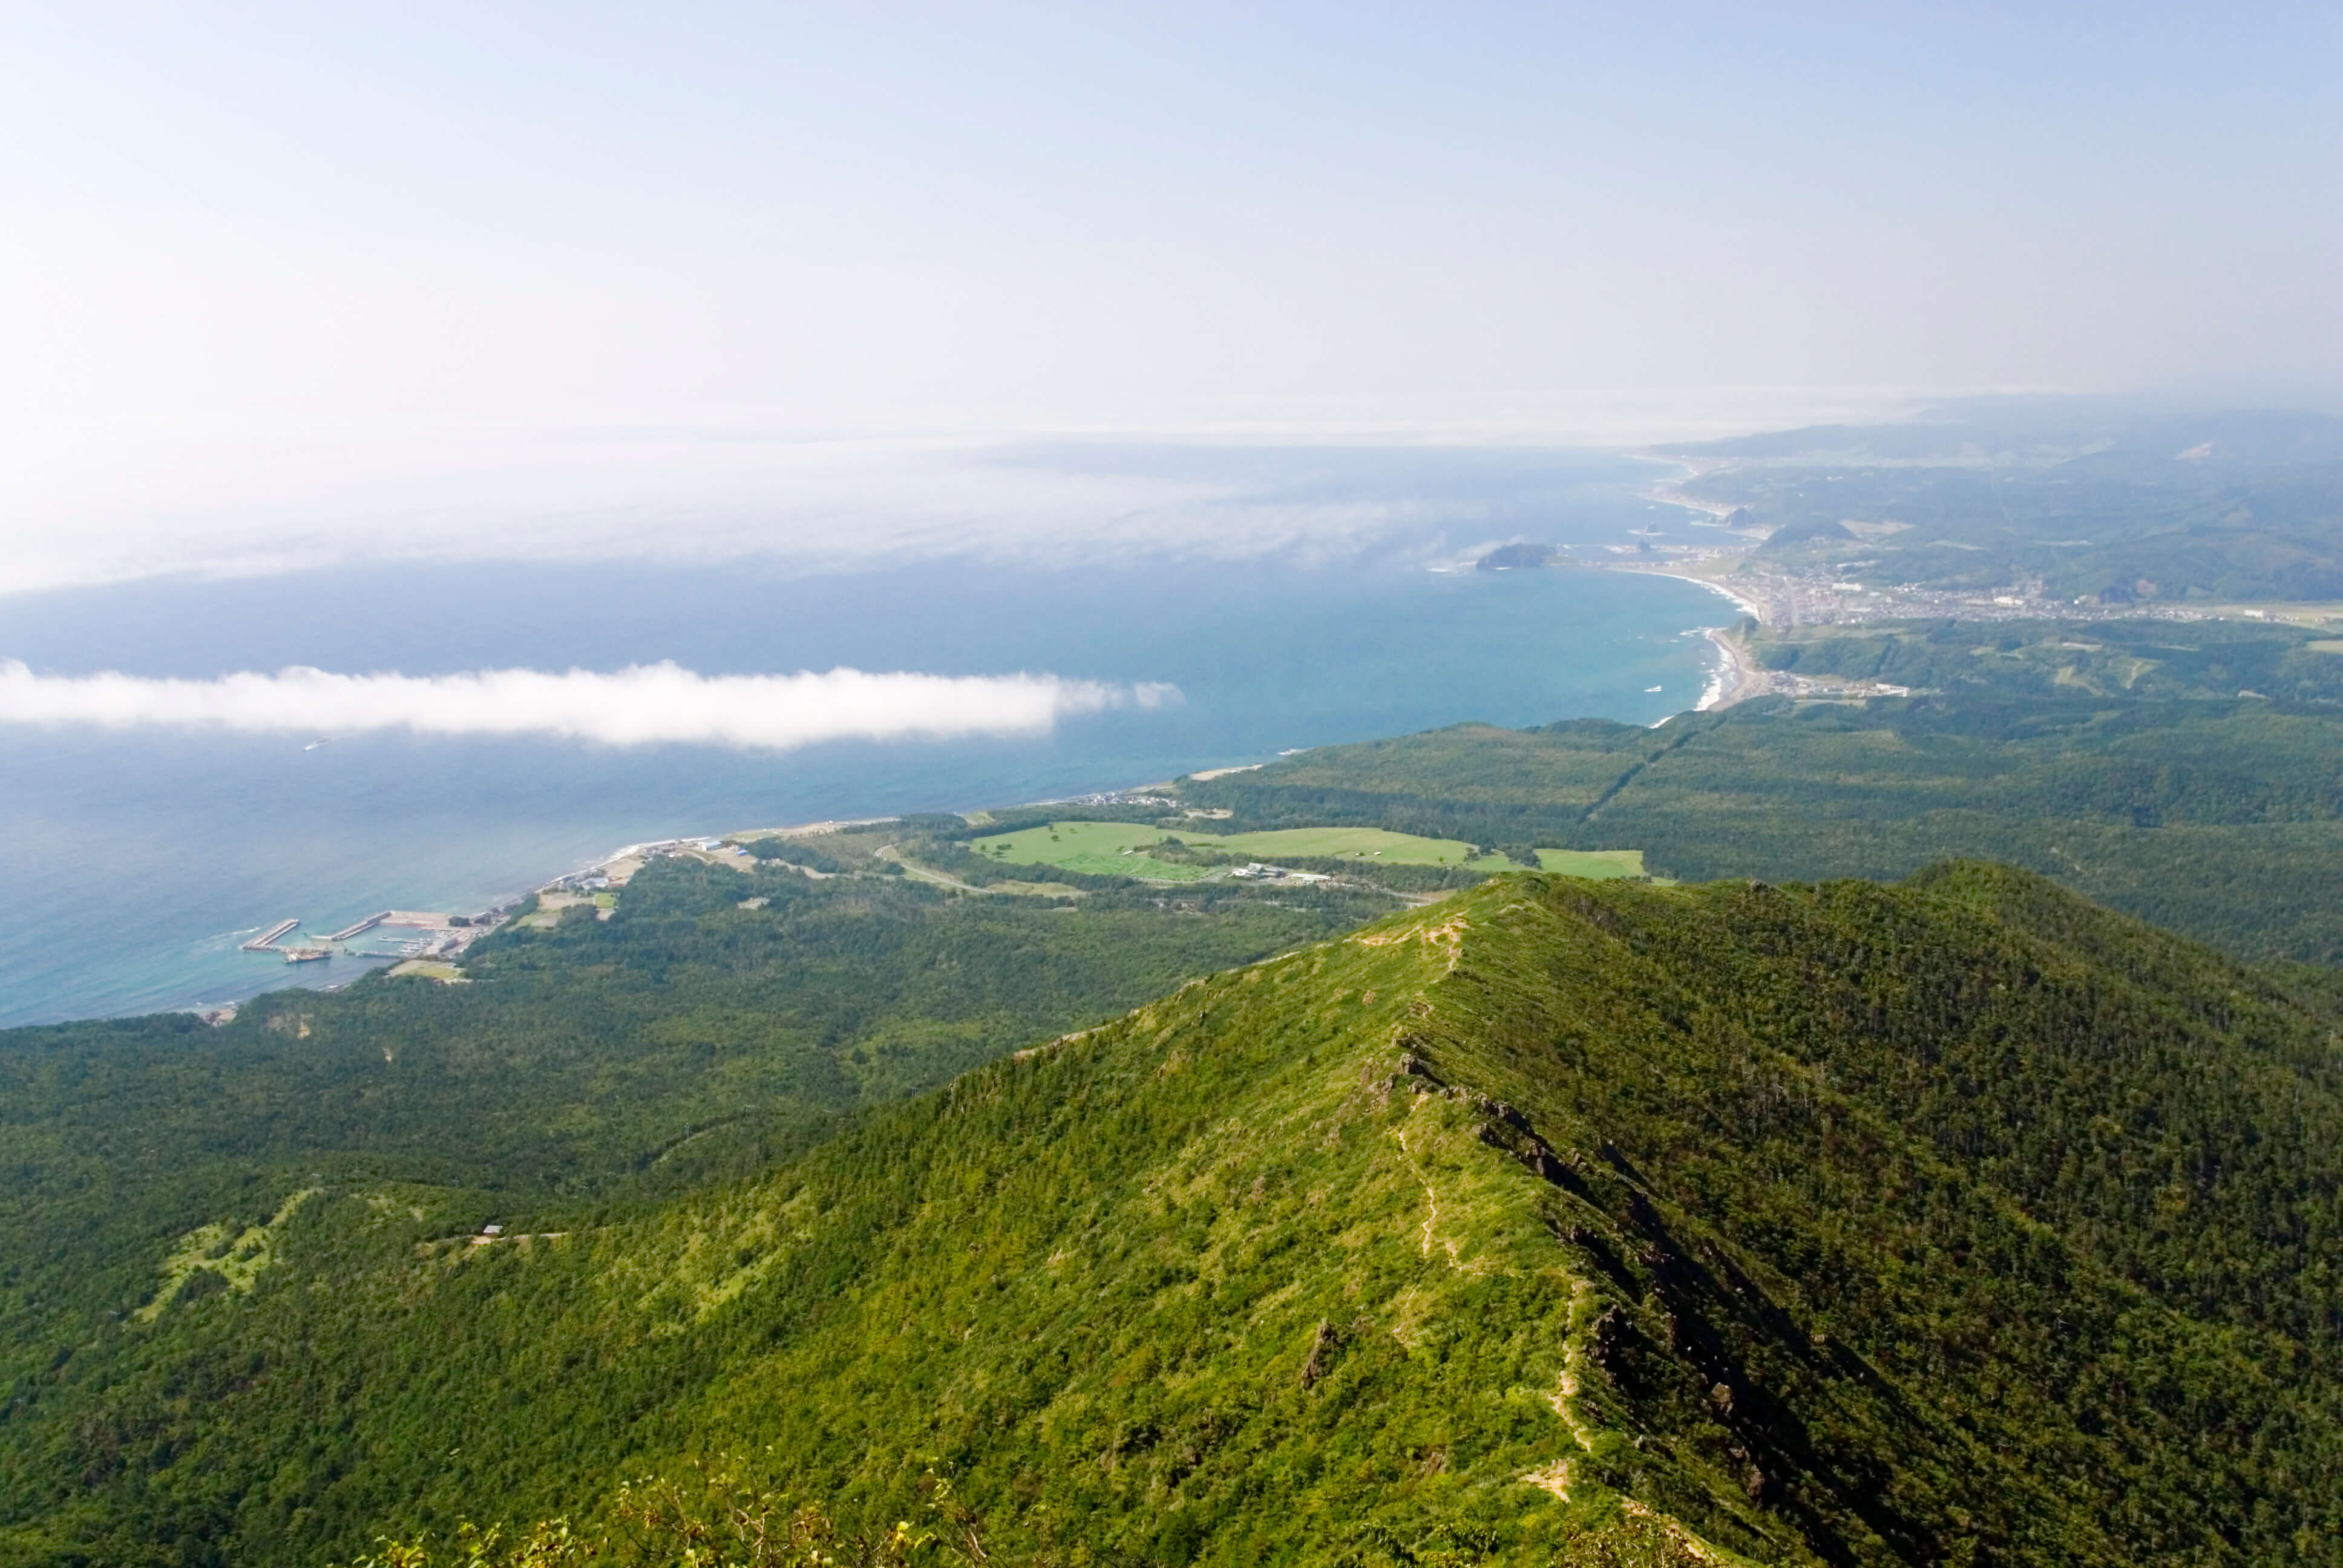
[241,919,300,952]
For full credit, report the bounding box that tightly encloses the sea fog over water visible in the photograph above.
[0,445,1734,1027]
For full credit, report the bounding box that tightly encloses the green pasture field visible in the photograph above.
[1534,848,1646,878]
[1208,826,1501,866]
[968,821,1207,881]
[1058,856,1206,880]
[972,820,1648,880]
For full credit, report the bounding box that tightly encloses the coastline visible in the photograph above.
[74,567,1738,1028]
[1601,560,1765,621]
[569,577,1766,885]
[1588,560,1765,714]
[1697,627,1761,711]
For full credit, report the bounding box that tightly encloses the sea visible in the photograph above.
[0,445,1736,1027]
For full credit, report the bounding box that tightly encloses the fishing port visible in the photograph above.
[323,910,456,942]
[231,835,734,989]
[238,918,340,964]
[239,909,487,967]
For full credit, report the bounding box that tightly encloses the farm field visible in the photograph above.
[1209,825,1501,866]
[972,820,1648,880]
[1533,848,1646,878]
[967,820,1208,881]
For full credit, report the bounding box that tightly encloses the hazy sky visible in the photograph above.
[2,3,2336,583]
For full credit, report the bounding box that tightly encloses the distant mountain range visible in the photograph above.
[1644,403,2343,606]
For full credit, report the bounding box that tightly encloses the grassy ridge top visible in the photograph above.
[21,867,2341,1566]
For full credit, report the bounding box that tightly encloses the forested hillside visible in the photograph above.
[1182,621,2343,962]
[7,867,2341,1566]
[0,856,1381,1559]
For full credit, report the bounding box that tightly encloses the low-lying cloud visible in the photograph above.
[0,660,1179,750]
[0,401,1935,598]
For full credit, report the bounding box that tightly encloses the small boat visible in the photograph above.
[304,738,332,751]
[1645,685,1663,693]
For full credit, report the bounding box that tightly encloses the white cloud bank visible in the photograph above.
[0,660,1179,750]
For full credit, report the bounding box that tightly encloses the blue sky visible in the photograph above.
[0,3,2335,577]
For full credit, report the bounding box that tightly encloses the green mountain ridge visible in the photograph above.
[15,866,2342,1566]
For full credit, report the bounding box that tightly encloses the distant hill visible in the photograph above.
[8,868,2341,1566]
[1648,403,2343,604]
[1652,402,2343,469]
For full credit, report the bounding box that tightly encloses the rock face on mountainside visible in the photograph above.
[16,867,2343,1566]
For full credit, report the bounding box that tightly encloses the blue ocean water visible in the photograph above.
[0,446,1731,1026]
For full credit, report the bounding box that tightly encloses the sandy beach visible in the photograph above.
[1698,627,1763,710]
[1602,561,1766,620]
